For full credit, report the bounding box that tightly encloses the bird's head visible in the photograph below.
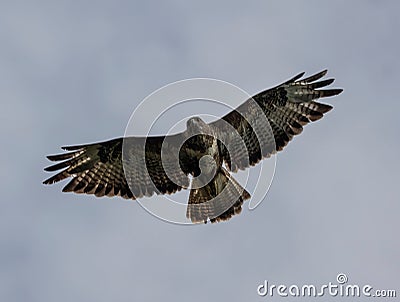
[186,116,208,135]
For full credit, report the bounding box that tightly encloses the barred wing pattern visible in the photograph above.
[43,136,190,199]
[212,70,342,172]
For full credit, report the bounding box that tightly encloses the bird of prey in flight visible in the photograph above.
[43,70,342,223]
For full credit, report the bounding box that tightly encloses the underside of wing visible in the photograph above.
[211,70,343,171]
[43,135,190,199]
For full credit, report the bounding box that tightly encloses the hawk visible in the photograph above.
[43,70,342,223]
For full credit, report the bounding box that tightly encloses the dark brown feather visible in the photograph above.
[44,136,190,199]
[211,70,342,171]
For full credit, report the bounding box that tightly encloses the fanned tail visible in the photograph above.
[187,168,250,223]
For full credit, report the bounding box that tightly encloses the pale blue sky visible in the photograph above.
[1,1,399,301]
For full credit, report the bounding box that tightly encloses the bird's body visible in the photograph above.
[180,117,250,222]
[44,70,343,223]
[181,117,221,177]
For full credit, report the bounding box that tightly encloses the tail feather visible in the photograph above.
[187,168,250,223]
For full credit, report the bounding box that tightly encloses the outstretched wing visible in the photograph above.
[43,135,190,199]
[211,70,343,172]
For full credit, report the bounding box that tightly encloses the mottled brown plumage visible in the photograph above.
[44,70,342,223]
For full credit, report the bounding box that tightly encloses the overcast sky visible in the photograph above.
[1,1,399,301]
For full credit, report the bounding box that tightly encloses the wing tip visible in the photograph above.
[300,69,329,83]
[293,71,306,81]
[62,145,83,151]
[322,103,334,113]
[284,71,305,84]
[43,175,60,185]
[44,165,54,172]
[323,88,343,97]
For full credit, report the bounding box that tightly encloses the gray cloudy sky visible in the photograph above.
[1,1,399,301]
